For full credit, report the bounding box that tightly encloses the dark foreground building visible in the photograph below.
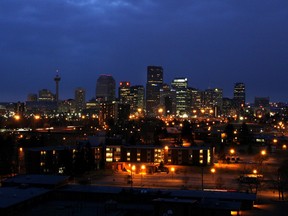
[0,174,256,216]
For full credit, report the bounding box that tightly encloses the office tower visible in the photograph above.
[254,97,270,117]
[233,82,245,108]
[54,74,61,102]
[160,84,176,116]
[119,81,131,104]
[146,66,163,116]
[38,89,55,101]
[96,74,116,102]
[99,103,117,126]
[171,78,189,117]
[75,87,86,113]
[222,98,236,117]
[130,85,145,114]
[202,88,223,115]
[189,88,202,110]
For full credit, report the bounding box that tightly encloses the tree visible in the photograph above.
[181,120,194,144]
[224,123,235,145]
[238,122,253,146]
[0,134,16,176]
[277,160,288,200]
[73,142,95,176]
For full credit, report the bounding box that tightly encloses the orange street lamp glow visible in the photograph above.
[261,150,266,156]
[14,115,20,121]
[210,168,216,174]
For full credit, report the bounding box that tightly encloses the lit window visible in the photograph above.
[106,158,113,162]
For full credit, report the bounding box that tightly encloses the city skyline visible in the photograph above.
[0,1,288,102]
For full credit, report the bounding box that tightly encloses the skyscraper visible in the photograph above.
[171,78,189,116]
[233,82,246,108]
[130,85,145,114]
[146,66,163,116]
[75,87,86,113]
[202,88,223,115]
[119,81,131,104]
[160,84,176,116]
[96,75,116,102]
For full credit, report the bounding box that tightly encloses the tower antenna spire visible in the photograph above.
[54,70,61,103]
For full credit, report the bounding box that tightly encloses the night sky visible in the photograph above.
[0,0,287,103]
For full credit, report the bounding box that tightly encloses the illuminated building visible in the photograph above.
[75,87,86,113]
[233,82,245,108]
[171,78,189,116]
[160,84,176,116]
[130,85,145,114]
[119,81,131,104]
[202,88,223,115]
[189,87,202,110]
[146,66,163,116]
[38,89,55,101]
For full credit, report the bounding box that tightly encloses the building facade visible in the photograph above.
[171,78,190,117]
[75,87,86,113]
[233,82,245,108]
[96,75,116,102]
[146,66,163,116]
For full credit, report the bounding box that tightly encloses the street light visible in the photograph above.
[211,168,216,174]
[261,150,266,156]
[210,168,216,186]
[171,167,175,179]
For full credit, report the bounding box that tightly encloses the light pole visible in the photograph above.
[201,166,204,191]
[141,165,145,187]
[171,167,175,179]
[210,168,216,187]
[130,165,135,189]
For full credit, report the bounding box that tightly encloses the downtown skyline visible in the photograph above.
[0,0,288,102]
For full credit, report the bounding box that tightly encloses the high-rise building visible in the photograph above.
[171,78,189,116]
[160,84,176,116]
[119,81,131,104]
[130,85,145,114]
[146,66,163,116]
[233,82,245,108]
[189,88,202,110]
[202,88,223,115]
[96,75,116,102]
[75,87,86,113]
[38,89,55,101]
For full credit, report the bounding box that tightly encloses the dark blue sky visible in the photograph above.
[0,0,287,103]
